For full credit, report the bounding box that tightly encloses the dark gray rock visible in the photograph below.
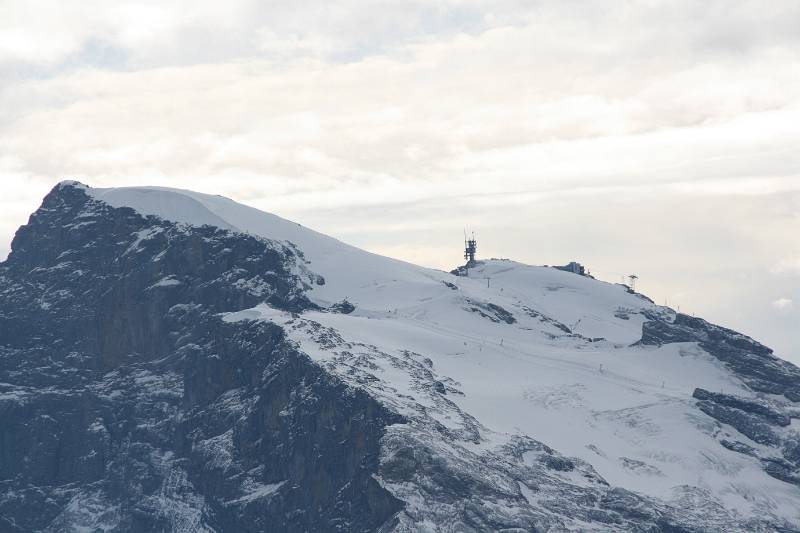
[642,314,800,496]
[330,299,356,314]
[720,439,757,456]
[600,488,656,522]
[465,299,516,324]
[784,438,800,464]
[693,388,791,426]
[762,458,800,488]
[696,401,780,446]
[539,454,575,472]
[0,183,403,532]
[786,390,800,403]
[640,314,800,402]
[521,306,573,334]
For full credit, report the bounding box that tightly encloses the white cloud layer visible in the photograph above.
[1,0,799,361]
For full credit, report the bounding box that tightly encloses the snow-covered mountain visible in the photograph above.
[1,181,799,532]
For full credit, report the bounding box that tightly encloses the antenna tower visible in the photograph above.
[628,274,638,292]
[464,230,477,265]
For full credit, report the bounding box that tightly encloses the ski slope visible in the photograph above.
[81,182,800,527]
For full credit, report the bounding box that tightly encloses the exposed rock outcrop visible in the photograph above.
[641,313,800,401]
[0,184,403,532]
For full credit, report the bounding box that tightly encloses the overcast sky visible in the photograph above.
[1,1,798,362]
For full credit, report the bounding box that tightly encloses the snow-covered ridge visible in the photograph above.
[85,182,448,310]
[83,183,654,323]
[75,181,800,528]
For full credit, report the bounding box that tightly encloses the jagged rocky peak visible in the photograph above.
[1,181,799,532]
[0,182,401,532]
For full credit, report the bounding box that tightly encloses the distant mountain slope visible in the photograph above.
[1,181,798,532]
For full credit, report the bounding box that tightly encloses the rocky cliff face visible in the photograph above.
[0,184,402,532]
[641,313,800,399]
[2,182,800,532]
[641,315,800,495]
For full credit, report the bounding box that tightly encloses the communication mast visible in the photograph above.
[628,274,638,293]
[464,231,477,265]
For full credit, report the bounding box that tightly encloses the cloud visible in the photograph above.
[1,1,799,362]
[772,298,794,312]
[2,29,799,205]
[771,258,800,276]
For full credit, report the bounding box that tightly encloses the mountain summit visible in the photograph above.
[1,182,799,532]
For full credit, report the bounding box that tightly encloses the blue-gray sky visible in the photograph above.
[1,1,798,362]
